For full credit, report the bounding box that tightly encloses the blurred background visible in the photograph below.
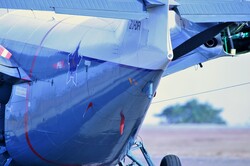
[138,53,250,166]
[145,54,250,126]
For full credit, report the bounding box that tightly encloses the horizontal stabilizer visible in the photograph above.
[176,0,250,22]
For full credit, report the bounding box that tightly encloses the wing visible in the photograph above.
[176,0,250,23]
[1,0,249,76]
[0,0,146,20]
[164,0,250,76]
[0,0,179,20]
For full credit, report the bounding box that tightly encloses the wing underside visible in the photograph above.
[0,0,149,20]
[176,0,250,22]
[1,0,249,77]
[164,0,250,76]
[0,0,177,20]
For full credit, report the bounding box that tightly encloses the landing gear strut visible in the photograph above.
[119,140,154,166]
[119,140,182,166]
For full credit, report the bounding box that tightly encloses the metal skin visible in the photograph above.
[164,11,229,76]
[1,3,249,166]
[6,54,162,165]
[0,9,169,165]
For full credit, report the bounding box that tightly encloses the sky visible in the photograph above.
[144,53,250,126]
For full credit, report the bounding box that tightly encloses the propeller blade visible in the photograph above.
[173,22,232,61]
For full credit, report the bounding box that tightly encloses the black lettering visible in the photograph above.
[128,20,141,31]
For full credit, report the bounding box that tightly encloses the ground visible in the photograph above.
[135,125,250,166]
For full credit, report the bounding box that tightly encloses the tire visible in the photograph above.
[160,154,182,166]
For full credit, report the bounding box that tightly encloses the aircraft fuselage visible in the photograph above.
[0,11,168,165]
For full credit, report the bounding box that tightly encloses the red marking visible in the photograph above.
[24,18,82,166]
[29,48,41,77]
[0,45,12,59]
[128,78,138,86]
[24,84,80,166]
[83,102,93,118]
[128,78,133,85]
[86,102,93,111]
[24,85,54,164]
[53,61,65,69]
[120,112,125,135]
[21,78,31,81]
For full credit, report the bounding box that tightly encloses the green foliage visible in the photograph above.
[157,99,226,124]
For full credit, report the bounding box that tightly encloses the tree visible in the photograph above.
[157,99,226,124]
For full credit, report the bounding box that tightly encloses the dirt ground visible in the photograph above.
[136,125,250,165]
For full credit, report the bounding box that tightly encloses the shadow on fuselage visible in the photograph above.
[0,77,13,142]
